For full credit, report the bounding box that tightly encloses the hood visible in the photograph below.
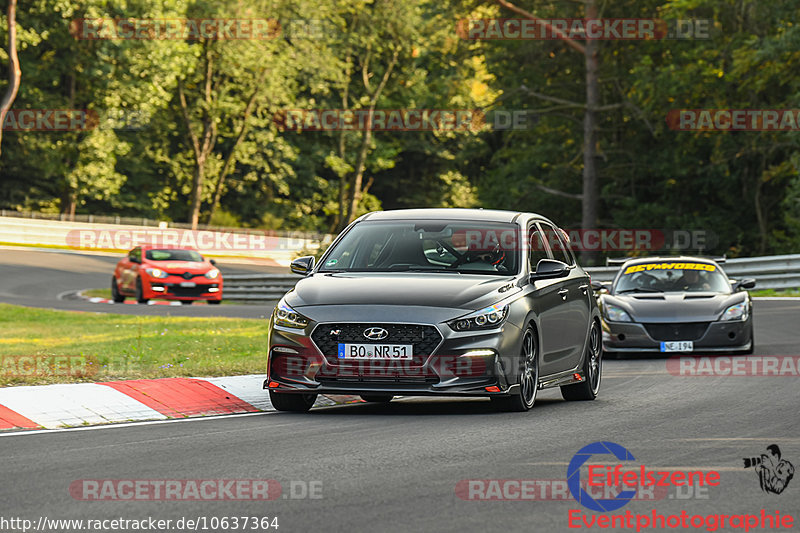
[603,292,746,323]
[147,261,211,272]
[286,272,519,312]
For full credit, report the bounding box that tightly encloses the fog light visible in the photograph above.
[485,386,501,392]
[151,286,165,292]
[273,346,299,354]
[208,287,220,293]
[573,373,583,381]
[268,381,280,388]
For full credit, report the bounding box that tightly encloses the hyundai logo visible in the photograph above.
[363,327,389,341]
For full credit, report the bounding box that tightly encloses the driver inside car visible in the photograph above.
[673,269,712,291]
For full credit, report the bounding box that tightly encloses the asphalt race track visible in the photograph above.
[0,247,281,318]
[0,248,798,532]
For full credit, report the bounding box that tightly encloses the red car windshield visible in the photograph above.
[145,249,204,262]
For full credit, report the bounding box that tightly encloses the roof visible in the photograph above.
[359,208,537,224]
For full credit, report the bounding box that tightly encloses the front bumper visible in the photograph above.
[266,316,524,397]
[142,277,223,301]
[602,317,752,353]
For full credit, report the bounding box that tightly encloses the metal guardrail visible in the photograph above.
[585,254,800,290]
[222,254,800,301]
[222,274,301,301]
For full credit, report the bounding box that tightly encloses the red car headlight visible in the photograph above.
[144,267,169,279]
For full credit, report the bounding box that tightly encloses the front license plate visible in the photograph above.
[660,341,694,352]
[337,344,413,360]
[179,282,196,288]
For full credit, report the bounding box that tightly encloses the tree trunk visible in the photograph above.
[179,44,216,230]
[0,0,21,159]
[339,48,399,230]
[580,0,600,265]
[206,69,269,224]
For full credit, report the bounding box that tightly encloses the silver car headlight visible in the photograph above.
[449,303,509,331]
[721,301,748,321]
[274,298,310,329]
[604,303,632,322]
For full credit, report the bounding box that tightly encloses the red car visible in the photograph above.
[111,246,223,304]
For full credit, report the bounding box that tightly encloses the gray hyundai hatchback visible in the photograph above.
[265,208,602,412]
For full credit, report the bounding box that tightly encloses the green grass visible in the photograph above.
[751,288,800,297]
[82,288,112,299]
[0,303,267,386]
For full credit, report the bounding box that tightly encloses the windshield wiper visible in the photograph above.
[616,287,663,294]
[399,267,461,273]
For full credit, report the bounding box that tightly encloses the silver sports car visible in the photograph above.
[597,256,755,355]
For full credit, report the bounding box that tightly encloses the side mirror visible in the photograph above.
[735,278,756,291]
[129,255,140,264]
[530,259,569,282]
[209,259,216,266]
[591,280,609,294]
[290,255,315,276]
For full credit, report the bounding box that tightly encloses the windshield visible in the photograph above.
[318,220,520,275]
[614,261,730,294]
[145,249,204,262]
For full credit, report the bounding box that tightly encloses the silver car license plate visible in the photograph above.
[660,341,694,352]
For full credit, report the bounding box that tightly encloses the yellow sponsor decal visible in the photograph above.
[623,262,716,275]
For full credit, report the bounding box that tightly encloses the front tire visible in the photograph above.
[111,277,125,303]
[135,278,148,304]
[561,320,602,401]
[491,327,538,412]
[208,300,222,305]
[269,391,317,412]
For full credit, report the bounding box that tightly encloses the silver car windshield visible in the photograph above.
[614,261,730,294]
[319,220,520,275]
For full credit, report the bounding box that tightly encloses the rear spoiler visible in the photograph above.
[706,255,726,264]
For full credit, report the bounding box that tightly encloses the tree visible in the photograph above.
[0,0,20,159]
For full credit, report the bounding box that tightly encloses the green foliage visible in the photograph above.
[1,0,799,256]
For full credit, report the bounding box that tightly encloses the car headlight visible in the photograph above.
[204,269,220,279]
[144,267,168,279]
[449,303,509,331]
[721,301,748,321]
[274,299,310,329]
[604,303,632,322]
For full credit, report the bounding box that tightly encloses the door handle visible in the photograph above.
[558,288,569,300]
